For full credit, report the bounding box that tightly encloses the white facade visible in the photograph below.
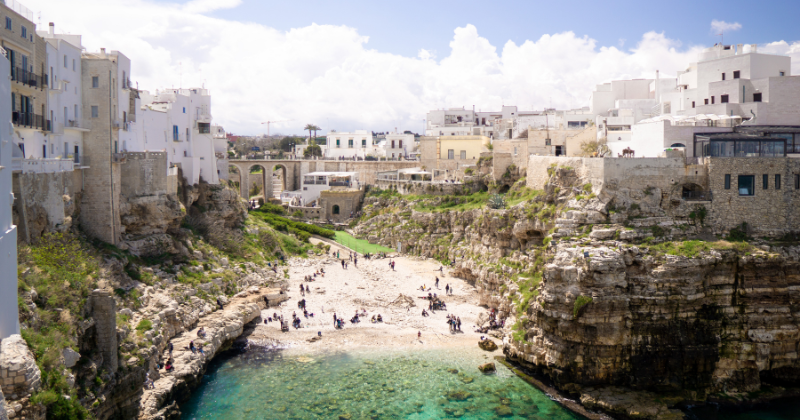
[287,171,359,205]
[39,24,87,167]
[594,43,799,157]
[134,88,219,184]
[381,133,414,160]
[426,105,594,140]
[323,130,382,159]
[0,53,20,338]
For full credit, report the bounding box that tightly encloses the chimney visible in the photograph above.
[737,43,743,54]
[48,22,54,36]
[751,44,758,53]
[100,48,106,58]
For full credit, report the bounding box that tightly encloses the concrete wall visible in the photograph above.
[492,139,528,169]
[12,171,77,242]
[0,52,18,339]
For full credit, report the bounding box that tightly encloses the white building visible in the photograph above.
[0,52,20,338]
[323,130,383,159]
[212,124,229,180]
[134,88,219,184]
[594,43,799,157]
[380,132,415,160]
[426,105,594,140]
[282,171,359,205]
[39,23,87,166]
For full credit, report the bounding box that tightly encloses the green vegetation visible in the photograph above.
[136,319,153,336]
[487,193,506,209]
[726,222,749,242]
[689,205,708,226]
[573,296,593,318]
[18,232,95,419]
[415,192,489,212]
[649,239,754,258]
[251,209,335,241]
[333,231,394,254]
[292,210,304,218]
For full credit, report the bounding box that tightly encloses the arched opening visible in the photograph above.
[670,143,686,148]
[228,165,241,194]
[681,183,708,200]
[498,184,510,194]
[272,164,287,199]
[332,205,340,215]
[248,164,268,201]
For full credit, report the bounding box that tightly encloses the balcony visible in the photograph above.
[12,112,50,131]
[11,158,74,174]
[11,67,47,90]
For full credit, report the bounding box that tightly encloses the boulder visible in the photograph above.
[478,339,498,351]
[478,362,496,373]
[62,348,80,368]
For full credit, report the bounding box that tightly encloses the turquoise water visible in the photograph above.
[180,347,584,420]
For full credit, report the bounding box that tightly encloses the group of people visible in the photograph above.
[304,269,324,282]
[299,284,310,296]
[447,314,462,332]
[426,293,447,311]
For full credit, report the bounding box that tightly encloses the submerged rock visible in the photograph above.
[478,362,496,373]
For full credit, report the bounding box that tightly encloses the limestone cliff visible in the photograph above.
[354,171,800,417]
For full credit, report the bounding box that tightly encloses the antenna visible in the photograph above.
[179,61,182,88]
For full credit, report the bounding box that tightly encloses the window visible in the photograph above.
[186,128,190,142]
[198,122,211,133]
[336,139,340,148]
[763,174,769,190]
[64,55,67,68]
[776,174,781,190]
[733,71,740,79]
[5,17,10,30]
[91,106,99,118]
[545,138,551,146]
[704,99,709,105]
[460,150,466,159]
[724,174,731,189]
[721,73,726,81]
[20,26,26,38]
[795,174,799,190]
[348,139,353,148]
[63,107,67,122]
[92,76,99,88]
[738,175,754,196]
[711,96,715,104]
[391,140,395,148]
[780,71,786,76]
[74,105,78,121]
[173,125,179,141]
[753,93,762,102]
[72,59,75,71]
[332,205,340,215]
[447,149,454,159]
[721,95,729,103]
[399,140,403,148]
[183,107,186,113]
[361,139,366,148]
[692,101,695,108]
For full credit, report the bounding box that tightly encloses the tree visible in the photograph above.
[303,144,322,158]
[579,137,611,157]
[304,124,321,144]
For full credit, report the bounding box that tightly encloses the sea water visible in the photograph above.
[180,346,584,420]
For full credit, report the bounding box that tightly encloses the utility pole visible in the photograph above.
[261,120,294,137]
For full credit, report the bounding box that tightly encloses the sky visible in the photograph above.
[20,0,800,136]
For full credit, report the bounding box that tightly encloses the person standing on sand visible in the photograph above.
[333,313,337,327]
[418,331,421,339]
[445,284,449,295]
[435,277,439,288]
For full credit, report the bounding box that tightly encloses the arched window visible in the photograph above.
[670,143,686,148]
[332,205,340,215]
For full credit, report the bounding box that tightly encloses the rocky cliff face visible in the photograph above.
[354,169,800,416]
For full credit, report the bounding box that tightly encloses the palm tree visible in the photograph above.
[304,124,315,144]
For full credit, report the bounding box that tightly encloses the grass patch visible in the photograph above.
[414,192,490,212]
[573,296,593,318]
[333,231,394,254]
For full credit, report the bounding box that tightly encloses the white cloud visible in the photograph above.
[711,20,742,34]
[20,0,798,135]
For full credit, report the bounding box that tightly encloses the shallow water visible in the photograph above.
[180,346,584,420]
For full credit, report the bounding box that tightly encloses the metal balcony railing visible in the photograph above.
[682,190,712,201]
[11,67,47,89]
[12,112,49,131]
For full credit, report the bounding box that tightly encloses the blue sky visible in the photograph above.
[26,0,800,135]
[206,0,799,59]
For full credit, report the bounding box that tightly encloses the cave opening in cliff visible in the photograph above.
[498,184,510,194]
[681,183,708,200]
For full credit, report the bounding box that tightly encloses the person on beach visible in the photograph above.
[216,298,224,310]
[165,360,174,372]
[457,317,462,331]
[333,313,337,327]
[418,331,421,339]
[168,342,173,356]
[197,327,206,338]
[305,285,310,293]
[445,284,450,295]
[189,341,196,353]
[341,260,345,269]
[435,277,439,288]
[300,284,305,296]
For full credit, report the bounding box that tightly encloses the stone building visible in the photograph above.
[79,49,127,245]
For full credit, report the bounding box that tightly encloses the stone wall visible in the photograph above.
[707,157,800,235]
[373,180,482,196]
[11,170,78,243]
[491,139,528,170]
[0,335,41,420]
[319,188,365,223]
[288,205,325,220]
[89,290,118,374]
[120,152,169,198]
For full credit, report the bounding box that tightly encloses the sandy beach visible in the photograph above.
[246,239,500,355]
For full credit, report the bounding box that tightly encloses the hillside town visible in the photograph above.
[2,1,800,419]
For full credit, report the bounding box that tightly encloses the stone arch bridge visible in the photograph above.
[228,159,418,200]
